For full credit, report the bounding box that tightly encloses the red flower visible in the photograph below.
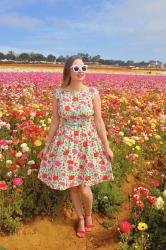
[72,97,78,102]
[74,131,79,136]
[63,150,69,155]
[132,194,140,201]
[0,181,8,190]
[65,105,70,111]
[94,152,99,157]
[9,164,17,170]
[79,165,85,170]
[103,175,108,180]
[69,175,75,180]
[83,141,88,147]
[146,195,157,204]
[135,200,144,208]
[53,176,59,181]
[85,176,91,181]
[67,160,74,164]
[151,181,161,187]
[138,187,150,196]
[119,221,131,233]
[7,197,13,203]
[42,173,47,178]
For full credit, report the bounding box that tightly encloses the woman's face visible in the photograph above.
[70,59,87,82]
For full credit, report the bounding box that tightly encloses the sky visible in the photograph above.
[0,0,165,62]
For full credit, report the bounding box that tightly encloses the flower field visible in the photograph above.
[0,71,166,249]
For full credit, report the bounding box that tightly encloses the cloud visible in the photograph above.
[0,12,45,30]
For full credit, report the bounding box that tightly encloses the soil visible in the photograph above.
[0,175,140,250]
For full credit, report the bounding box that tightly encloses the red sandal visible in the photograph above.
[76,216,86,238]
[85,213,94,232]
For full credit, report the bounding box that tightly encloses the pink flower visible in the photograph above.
[119,220,131,233]
[13,177,23,186]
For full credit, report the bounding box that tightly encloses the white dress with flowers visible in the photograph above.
[37,86,114,190]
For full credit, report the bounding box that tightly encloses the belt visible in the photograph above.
[62,120,91,126]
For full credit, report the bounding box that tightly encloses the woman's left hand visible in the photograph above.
[104,147,114,163]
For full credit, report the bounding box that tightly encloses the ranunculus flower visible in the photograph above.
[0,180,8,190]
[139,187,150,196]
[118,220,131,233]
[34,140,42,146]
[137,222,148,231]
[146,195,157,204]
[163,190,166,200]
[132,188,140,195]
[154,197,165,210]
[132,194,140,201]
[13,177,23,186]
[135,200,144,208]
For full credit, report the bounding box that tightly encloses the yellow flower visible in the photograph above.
[137,222,148,231]
[34,140,42,146]
[47,118,52,124]
[135,146,141,150]
[155,135,161,140]
[151,123,156,129]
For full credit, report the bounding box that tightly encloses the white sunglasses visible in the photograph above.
[70,65,88,72]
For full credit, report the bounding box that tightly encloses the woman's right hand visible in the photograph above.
[38,146,49,159]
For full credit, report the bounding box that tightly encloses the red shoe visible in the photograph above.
[76,216,86,238]
[85,213,94,232]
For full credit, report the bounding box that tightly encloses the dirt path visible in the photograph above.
[0,175,136,250]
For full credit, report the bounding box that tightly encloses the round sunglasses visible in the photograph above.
[70,65,88,72]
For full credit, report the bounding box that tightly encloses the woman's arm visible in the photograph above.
[45,97,60,145]
[92,92,111,150]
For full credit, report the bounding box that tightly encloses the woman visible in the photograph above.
[37,55,114,238]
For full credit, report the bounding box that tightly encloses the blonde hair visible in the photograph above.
[61,55,83,87]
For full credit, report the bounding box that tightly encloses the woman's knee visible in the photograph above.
[79,185,92,196]
[70,186,79,193]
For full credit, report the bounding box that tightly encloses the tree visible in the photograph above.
[56,56,66,62]
[29,53,46,62]
[0,52,5,60]
[47,54,56,62]
[6,51,16,60]
[18,53,30,61]
[91,55,101,63]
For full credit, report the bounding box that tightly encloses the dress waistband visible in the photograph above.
[61,116,94,126]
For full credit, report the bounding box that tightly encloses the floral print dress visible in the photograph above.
[37,86,114,190]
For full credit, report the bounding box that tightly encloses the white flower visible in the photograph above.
[16,151,22,157]
[6,171,12,177]
[28,160,35,165]
[22,146,30,153]
[6,160,12,164]
[163,190,166,200]
[20,143,28,148]
[154,196,165,210]
[103,196,108,200]
[27,169,32,175]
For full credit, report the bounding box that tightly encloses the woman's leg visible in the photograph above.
[69,186,84,217]
[78,185,93,226]
[69,186,85,234]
